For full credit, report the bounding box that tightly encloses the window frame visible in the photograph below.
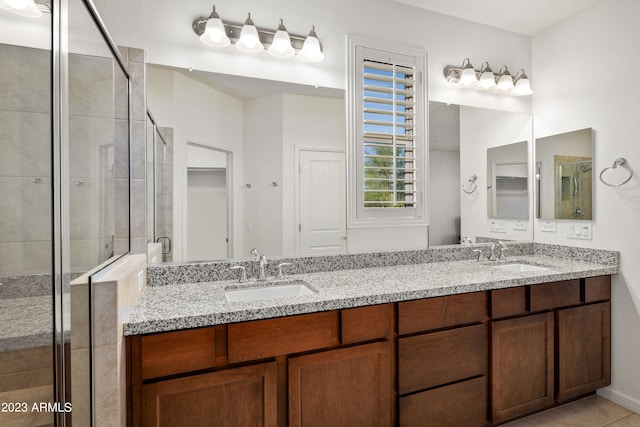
[347,35,428,228]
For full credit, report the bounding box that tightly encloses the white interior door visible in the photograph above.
[298,150,346,254]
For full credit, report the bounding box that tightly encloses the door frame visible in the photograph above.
[294,146,346,255]
[183,142,234,260]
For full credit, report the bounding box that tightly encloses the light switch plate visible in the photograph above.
[567,222,592,240]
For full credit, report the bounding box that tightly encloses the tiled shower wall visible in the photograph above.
[0,44,51,278]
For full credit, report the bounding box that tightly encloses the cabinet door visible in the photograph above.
[141,362,277,427]
[289,341,392,426]
[557,301,611,402]
[491,312,554,424]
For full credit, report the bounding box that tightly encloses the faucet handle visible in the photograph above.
[250,248,259,259]
[497,241,509,260]
[472,249,483,262]
[276,262,292,280]
[231,265,248,283]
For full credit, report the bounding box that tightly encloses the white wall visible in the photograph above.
[94,0,532,113]
[243,95,284,257]
[460,106,533,241]
[146,67,244,260]
[282,94,345,255]
[532,0,640,412]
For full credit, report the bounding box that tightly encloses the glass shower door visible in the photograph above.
[0,6,54,427]
[556,159,593,220]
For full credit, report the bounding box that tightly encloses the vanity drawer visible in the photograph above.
[398,323,486,395]
[399,376,487,427]
[227,311,340,363]
[530,279,580,312]
[341,303,392,345]
[141,327,216,380]
[584,276,611,303]
[492,287,527,319]
[398,292,487,335]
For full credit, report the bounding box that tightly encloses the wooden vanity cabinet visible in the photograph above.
[397,292,489,427]
[128,306,394,427]
[491,312,555,423]
[489,276,611,424]
[141,362,277,427]
[128,275,612,427]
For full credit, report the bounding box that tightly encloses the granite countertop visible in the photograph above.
[124,254,618,336]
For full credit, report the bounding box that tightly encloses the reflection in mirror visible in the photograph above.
[429,101,533,245]
[146,65,346,262]
[428,102,460,245]
[487,141,528,219]
[535,128,593,220]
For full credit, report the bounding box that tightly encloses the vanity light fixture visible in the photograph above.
[511,69,533,96]
[476,62,496,90]
[268,19,295,58]
[199,6,230,48]
[236,13,263,53]
[443,59,532,96]
[192,5,324,62]
[298,26,324,62]
[0,0,42,17]
[494,66,514,94]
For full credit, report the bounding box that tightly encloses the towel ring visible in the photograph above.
[599,157,633,187]
[462,174,478,194]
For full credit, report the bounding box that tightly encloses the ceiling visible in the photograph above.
[391,0,609,35]
[149,65,344,101]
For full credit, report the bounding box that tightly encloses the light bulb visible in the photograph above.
[268,20,294,58]
[511,70,533,96]
[494,67,514,93]
[236,13,264,53]
[200,14,230,48]
[299,26,324,62]
[476,63,496,90]
[0,0,42,17]
[458,59,478,87]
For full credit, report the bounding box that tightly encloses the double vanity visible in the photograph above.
[125,242,617,426]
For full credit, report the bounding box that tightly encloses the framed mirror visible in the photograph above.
[535,128,593,220]
[429,101,533,246]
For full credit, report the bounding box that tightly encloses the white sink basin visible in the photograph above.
[225,281,315,302]
[491,263,551,273]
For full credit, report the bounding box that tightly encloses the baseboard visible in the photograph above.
[598,388,640,414]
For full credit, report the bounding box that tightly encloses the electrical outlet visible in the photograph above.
[540,221,557,233]
[489,219,506,233]
[512,220,527,231]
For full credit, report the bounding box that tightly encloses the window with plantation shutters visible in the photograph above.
[363,60,417,208]
[348,37,427,226]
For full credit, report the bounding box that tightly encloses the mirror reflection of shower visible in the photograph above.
[556,158,593,220]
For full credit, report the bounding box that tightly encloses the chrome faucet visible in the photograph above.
[250,248,269,281]
[497,241,509,260]
[257,255,268,281]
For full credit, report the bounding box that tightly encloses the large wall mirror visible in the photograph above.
[146,65,345,263]
[429,101,533,246]
[535,128,593,220]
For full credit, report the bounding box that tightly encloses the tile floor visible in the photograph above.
[504,396,640,426]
